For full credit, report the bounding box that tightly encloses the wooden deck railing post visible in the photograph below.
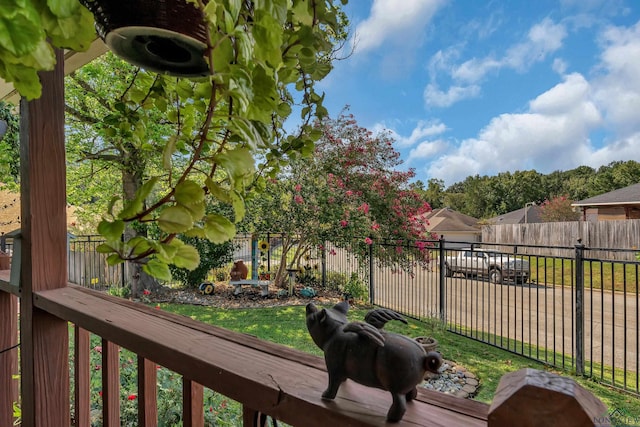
[0,291,18,427]
[19,47,70,427]
[74,327,91,427]
[102,340,120,427]
[183,378,204,427]
[138,356,158,426]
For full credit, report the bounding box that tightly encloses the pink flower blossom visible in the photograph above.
[340,220,348,227]
[128,394,137,401]
[345,190,353,196]
[358,203,369,214]
[371,223,380,231]
[93,345,102,353]
[294,184,302,192]
[329,249,337,256]
[143,289,151,296]
[294,195,304,204]
[364,237,373,245]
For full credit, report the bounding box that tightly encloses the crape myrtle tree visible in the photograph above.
[1,0,350,296]
[247,113,435,287]
[539,195,580,222]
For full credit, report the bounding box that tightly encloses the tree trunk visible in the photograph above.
[122,146,160,298]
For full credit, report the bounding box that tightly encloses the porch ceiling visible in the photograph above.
[0,38,108,104]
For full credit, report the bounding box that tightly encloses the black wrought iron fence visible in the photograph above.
[2,232,637,395]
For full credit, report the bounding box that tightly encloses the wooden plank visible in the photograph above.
[0,270,18,295]
[0,291,18,427]
[19,46,70,427]
[34,286,488,427]
[102,339,120,427]
[183,378,204,427]
[138,356,158,426]
[73,327,90,427]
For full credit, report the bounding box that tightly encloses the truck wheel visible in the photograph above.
[444,264,453,277]
[489,269,503,284]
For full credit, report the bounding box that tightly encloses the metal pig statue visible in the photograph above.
[305,301,442,422]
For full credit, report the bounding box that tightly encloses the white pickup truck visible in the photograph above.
[443,248,530,284]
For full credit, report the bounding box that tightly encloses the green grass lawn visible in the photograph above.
[159,302,640,420]
[529,256,638,292]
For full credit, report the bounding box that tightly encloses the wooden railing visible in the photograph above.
[1,272,491,426]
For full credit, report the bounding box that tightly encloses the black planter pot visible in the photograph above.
[81,0,210,77]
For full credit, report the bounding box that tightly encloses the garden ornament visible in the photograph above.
[305,301,442,422]
[230,260,248,281]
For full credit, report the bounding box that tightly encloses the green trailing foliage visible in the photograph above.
[6,0,349,281]
[0,0,95,99]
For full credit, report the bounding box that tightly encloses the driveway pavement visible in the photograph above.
[370,267,638,375]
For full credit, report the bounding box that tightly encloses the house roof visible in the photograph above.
[572,182,640,207]
[423,208,480,233]
[485,204,543,224]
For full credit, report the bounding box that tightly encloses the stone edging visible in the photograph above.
[420,359,479,399]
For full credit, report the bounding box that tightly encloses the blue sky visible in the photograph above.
[317,0,640,187]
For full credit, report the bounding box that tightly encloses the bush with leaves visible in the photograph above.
[169,236,235,289]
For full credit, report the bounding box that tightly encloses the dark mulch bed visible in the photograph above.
[146,282,346,309]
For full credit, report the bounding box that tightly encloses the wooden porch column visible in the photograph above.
[19,47,70,427]
[0,291,18,427]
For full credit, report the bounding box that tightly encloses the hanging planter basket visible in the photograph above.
[81,0,210,77]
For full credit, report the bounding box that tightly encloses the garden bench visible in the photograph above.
[230,279,271,296]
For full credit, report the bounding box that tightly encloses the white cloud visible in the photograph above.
[452,18,567,83]
[353,0,446,53]
[424,83,481,107]
[451,58,502,84]
[429,18,568,109]
[408,139,449,160]
[424,72,604,186]
[592,21,640,136]
[373,120,447,148]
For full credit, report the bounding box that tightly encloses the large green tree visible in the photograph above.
[3,0,350,291]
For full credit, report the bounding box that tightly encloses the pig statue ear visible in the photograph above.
[306,303,318,315]
[319,309,327,323]
[333,300,349,315]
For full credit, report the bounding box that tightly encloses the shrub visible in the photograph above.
[169,237,235,289]
[323,271,348,292]
[341,272,369,302]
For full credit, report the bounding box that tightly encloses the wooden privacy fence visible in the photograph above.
[482,219,640,259]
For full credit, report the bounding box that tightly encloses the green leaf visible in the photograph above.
[106,253,125,266]
[47,0,80,18]
[158,205,194,233]
[97,219,125,241]
[119,177,159,219]
[214,147,255,190]
[205,178,232,203]
[143,259,172,281]
[172,243,200,270]
[96,243,116,254]
[204,213,236,243]
[174,180,205,206]
[128,236,152,257]
[230,190,245,223]
[0,9,43,57]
